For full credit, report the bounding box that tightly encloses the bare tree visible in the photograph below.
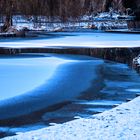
[0,0,139,32]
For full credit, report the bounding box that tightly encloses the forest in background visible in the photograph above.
[0,0,139,32]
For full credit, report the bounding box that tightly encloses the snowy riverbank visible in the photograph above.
[2,96,140,140]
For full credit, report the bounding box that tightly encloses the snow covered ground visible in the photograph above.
[0,32,140,48]
[0,13,127,31]
[2,96,140,140]
[12,21,127,31]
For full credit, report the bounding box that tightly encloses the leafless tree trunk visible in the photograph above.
[1,0,14,32]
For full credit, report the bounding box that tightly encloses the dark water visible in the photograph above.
[0,54,140,138]
[42,61,139,123]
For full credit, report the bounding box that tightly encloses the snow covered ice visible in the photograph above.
[0,32,140,48]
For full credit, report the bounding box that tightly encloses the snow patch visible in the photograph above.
[3,96,140,140]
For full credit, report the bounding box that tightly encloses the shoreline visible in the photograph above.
[3,96,140,140]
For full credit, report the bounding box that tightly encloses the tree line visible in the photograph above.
[0,0,88,31]
[0,0,139,31]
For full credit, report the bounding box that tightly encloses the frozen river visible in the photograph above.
[0,54,67,101]
[0,53,140,138]
[0,32,140,48]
